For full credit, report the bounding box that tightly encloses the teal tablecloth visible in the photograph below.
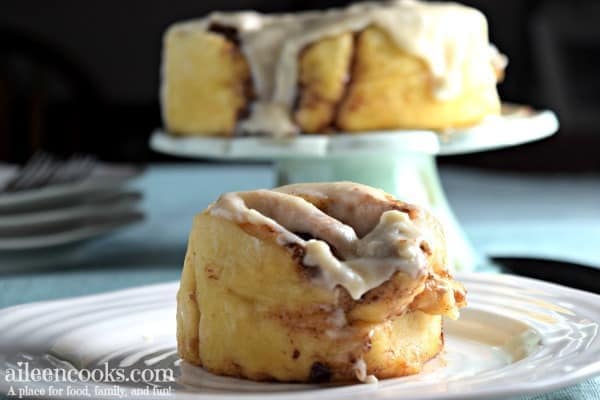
[0,164,598,400]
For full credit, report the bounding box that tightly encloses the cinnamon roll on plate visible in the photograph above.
[177,182,466,383]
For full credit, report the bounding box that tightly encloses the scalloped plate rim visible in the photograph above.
[0,272,598,400]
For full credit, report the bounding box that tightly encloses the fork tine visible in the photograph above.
[17,153,55,190]
[8,152,51,191]
[47,156,72,185]
[3,152,97,192]
[32,155,60,188]
[4,152,44,190]
[48,154,89,185]
[69,154,95,182]
[25,153,58,190]
[65,155,84,182]
[47,156,69,185]
[78,155,96,180]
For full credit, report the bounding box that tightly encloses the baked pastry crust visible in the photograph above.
[177,182,466,382]
[162,26,251,136]
[294,33,353,133]
[161,1,505,137]
[335,27,501,131]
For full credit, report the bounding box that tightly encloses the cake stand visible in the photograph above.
[150,105,558,272]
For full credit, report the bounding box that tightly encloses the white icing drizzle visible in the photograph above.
[173,0,502,136]
[324,308,350,339]
[303,211,426,299]
[489,44,509,72]
[208,182,428,300]
[239,103,299,137]
[353,358,378,383]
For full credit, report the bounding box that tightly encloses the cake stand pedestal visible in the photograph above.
[150,105,558,272]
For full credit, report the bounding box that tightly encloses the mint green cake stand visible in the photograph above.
[150,105,558,272]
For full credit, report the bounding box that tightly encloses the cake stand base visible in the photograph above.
[276,153,479,271]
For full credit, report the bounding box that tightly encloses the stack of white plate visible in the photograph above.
[0,163,143,271]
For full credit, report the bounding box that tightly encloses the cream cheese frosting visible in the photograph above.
[208,182,430,300]
[169,0,503,136]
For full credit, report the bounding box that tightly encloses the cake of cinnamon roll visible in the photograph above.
[161,0,505,137]
[177,182,466,382]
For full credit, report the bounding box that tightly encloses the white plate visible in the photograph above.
[0,211,144,251]
[0,164,141,214]
[0,191,141,232]
[149,105,558,160]
[0,273,598,399]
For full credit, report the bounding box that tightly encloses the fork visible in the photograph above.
[1,152,97,193]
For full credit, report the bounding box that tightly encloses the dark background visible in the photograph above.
[1,0,599,171]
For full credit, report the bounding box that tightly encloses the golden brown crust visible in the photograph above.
[163,22,501,136]
[176,246,201,364]
[177,187,465,382]
[294,33,354,133]
[335,26,501,131]
[163,28,251,136]
[293,25,501,133]
[177,218,444,381]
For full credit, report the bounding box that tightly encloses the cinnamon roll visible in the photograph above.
[161,0,505,137]
[177,182,466,382]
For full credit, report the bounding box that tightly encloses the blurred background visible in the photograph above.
[0,0,599,171]
[2,4,600,399]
